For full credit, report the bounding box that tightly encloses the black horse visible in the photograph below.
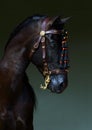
[0,15,69,130]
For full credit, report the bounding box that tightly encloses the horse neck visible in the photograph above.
[0,21,40,76]
[0,45,30,76]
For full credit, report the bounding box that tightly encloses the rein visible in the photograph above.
[30,18,69,90]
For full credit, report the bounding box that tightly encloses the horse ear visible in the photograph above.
[46,16,71,28]
[47,16,71,26]
[60,17,71,24]
[47,16,60,26]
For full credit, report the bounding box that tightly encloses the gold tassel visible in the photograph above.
[40,75,50,90]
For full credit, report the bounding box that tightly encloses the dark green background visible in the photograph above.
[0,0,92,130]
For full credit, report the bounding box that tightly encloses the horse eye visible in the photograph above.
[46,34,61,48]
[53,34,63,43]
[51,34,59,41]
[46,34,59,41]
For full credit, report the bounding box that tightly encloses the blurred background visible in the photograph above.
[0,0,92,130]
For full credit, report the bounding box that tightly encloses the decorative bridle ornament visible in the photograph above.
[29,18,69,90]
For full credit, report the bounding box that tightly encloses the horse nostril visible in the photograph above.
[60,82,63,87]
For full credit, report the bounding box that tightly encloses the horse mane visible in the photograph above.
[5,15,46,49]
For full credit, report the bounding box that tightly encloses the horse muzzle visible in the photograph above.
[48,73,68,93]
[40,72,68,93]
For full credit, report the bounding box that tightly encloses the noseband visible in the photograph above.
[30,18,69,90]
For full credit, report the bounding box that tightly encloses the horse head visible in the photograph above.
[29,15,70,93]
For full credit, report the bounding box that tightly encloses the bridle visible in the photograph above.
[30,17,69,90]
